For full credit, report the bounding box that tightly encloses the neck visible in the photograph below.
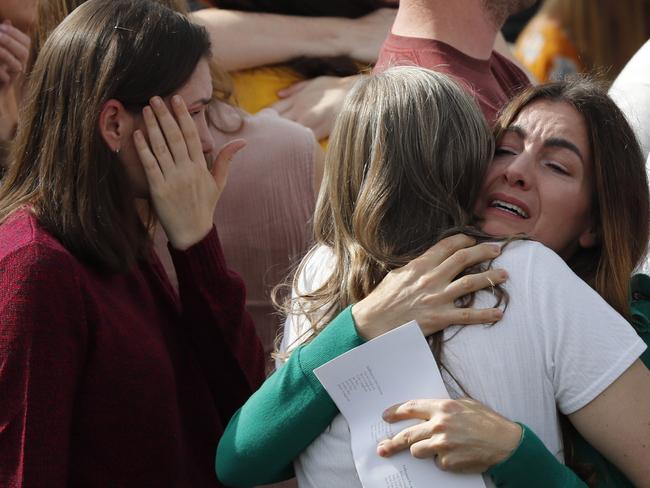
[391,0,502,60]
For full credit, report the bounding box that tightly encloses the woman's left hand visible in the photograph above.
[377,398,522,473]
[133,95,245,250]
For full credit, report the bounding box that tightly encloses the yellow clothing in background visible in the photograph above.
[514,16,583,82]
[231,66,302,114]
[231,66,328,148]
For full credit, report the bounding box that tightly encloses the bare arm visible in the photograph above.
[568,359,650,487]
[190,8,395,72]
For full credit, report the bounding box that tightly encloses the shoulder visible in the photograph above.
[0,210,76,271]
[494,240,601,309]
[0,212,85,324]
[241,108,315,158]
[295,245,335,296]
[494,239,564,273]
[0,211,78,291]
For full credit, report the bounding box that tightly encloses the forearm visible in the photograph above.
[216,306,365,486]
[488,424,587,488]
[169,226,265,412]
[191,9,352,71]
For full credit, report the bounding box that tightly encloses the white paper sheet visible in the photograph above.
[314,321,486,488]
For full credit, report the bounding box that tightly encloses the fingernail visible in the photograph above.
[172,95,182,105]
[489,244,501,254]
[150,96,162,107]
[377,443,387,457]
[499,270,508,279]
[493,309,503,320]
[142,106,152,117]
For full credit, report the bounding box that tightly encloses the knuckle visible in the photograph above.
[153,142,168,155]
[439,241,455,257]
[431,420,447,434]
[404,399,418,413]
[437,433,456,450]
[452,248,470,267]
[439,399,458,414]
[437,456,452,471]
[410,443,427,459]
[400,430,413,446]
[458,275,474,292]
[459,308,472,323]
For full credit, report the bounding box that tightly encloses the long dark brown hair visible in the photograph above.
[0,0,211,272]
[496,77,650,486]
[494,77,650,320]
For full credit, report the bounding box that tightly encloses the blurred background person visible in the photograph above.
[0,0,34,171]
[193,1,397,143]
[514,0,650,83]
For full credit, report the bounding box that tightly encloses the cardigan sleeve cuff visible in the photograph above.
[167,225,233,289]
[488,423,585,487]
[297,305,366,393]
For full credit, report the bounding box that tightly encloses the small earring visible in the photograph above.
[115,147,120,154]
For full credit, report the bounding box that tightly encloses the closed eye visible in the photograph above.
[495,147,517,156]
[544,160,569,175]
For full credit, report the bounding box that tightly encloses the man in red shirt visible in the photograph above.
[375,0,535,123]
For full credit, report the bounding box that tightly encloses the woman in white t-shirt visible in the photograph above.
[217,68,650,487]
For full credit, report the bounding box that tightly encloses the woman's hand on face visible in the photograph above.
[378,398,522,473]
[351,235,507,340]
[133,95,246,250]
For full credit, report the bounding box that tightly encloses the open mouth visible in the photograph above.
[489,199,529,218]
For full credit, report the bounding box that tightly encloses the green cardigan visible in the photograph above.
[216,275,650,487]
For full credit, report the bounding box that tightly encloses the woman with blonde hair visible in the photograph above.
[217,69,650,487]
[0,0,265,485]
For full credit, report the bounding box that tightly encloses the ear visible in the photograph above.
[98,99,134,153]
[578,223,598,249]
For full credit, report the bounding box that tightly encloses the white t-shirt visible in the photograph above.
[281,240,646,488]
[609,41,650,273]
[610,39,650,162]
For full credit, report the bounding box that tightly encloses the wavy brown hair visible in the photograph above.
[494,77,650,320]
[0,0,211,272]
[279,67,498,354]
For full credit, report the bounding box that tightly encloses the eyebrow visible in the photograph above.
[504,125,585,162]
[188,97,213,108]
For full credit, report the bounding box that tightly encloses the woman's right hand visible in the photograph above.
[133,95,245,250]
[351,235,507,339]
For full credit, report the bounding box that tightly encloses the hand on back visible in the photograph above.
[351,234,508,340]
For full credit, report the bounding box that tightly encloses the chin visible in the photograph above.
[481,220,525,238]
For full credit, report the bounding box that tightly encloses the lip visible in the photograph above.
[484,192,531,220]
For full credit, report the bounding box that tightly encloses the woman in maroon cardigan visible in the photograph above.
[0,0,265,486]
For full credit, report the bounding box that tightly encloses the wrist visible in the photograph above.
[351,299,386,340]
[489,421,523,466]
[320,16,356,58]
[167,221,213,251]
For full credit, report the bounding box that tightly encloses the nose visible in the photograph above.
[502,153,532,190]
[197,119,216,158]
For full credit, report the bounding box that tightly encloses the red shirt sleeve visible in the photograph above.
[167,226,266,422]
[0,243,87,488]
